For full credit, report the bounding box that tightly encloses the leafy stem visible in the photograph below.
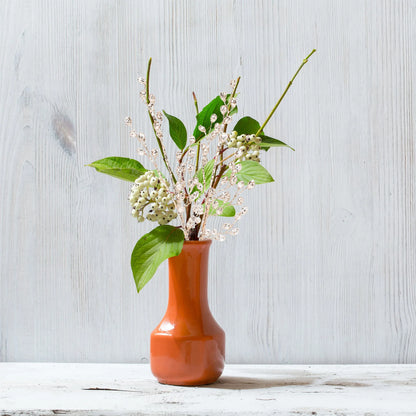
[225,77,241,126]
[193,92,201,172]
[145,57,151,104]
[221,76,241,166]
[212,164,228,189]
[146,58,177,184]
[192,91,199,113]
[205,76,242,202]
[255,49,316,136]
[190,162,228,240]
[215,150,238,167]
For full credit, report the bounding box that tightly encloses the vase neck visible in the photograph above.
[167,240,212,314]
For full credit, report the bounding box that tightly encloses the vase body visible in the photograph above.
[150,240,225,386]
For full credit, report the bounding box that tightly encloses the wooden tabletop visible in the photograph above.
[1,363,416,415]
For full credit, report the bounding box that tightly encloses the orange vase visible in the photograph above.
[150,240,225,386]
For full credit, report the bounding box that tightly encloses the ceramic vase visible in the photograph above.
[150,240,225,386]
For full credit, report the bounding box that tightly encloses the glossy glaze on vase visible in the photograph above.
[150,240,225,386]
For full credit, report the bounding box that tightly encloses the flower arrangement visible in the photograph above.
[89,50,315,292]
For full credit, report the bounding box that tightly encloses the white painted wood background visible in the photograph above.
[0,0,415,364]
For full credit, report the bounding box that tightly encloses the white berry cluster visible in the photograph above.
[226,131,261,162]
[129,171,177,225]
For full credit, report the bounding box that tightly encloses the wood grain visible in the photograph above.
[0,0,415,363]
[1,363,416,414]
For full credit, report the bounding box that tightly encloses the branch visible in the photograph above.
[145,58,177,184]
[255,49,316,136]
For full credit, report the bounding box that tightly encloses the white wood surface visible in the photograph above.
[1,364,416,415]
[1,0,416,364]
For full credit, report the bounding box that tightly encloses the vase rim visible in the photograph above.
[183,239,212,245]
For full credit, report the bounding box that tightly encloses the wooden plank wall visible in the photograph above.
[0,0,415,364]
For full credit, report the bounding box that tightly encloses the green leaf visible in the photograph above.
[193,96,223,140]
[259,135,295,151]
[88,157,147,182]
[208,200,236,217]
[192,159,215,194]
[193,95,238,141]
[131,225,184,293]
[233,117,294,151]
[163,110,187,150]
[233,116,262,135]
[230,160,274,185]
